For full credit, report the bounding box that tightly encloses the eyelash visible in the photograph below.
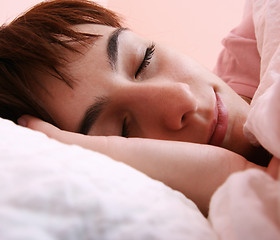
[121,117,130,138]
[121,44,155,137]
[135,43,155,78]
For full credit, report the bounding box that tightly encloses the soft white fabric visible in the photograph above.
[209,169,280,240]
[209,0,280,239]
[0,117,216,240]
[244,0,280,157]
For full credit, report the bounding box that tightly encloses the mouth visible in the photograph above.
[208,92,228,146]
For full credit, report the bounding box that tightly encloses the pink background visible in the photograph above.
[0,0,245,69]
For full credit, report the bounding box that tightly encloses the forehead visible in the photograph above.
[73,23,115,38]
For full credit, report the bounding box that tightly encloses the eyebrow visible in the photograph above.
[79,97,109,135]
[107,27,128,69]
[78,28,127,135]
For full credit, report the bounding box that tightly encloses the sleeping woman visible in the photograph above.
[0,0,272,215]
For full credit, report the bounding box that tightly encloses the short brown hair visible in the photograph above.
[0,0,122,124]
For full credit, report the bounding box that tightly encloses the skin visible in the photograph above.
[18,24,269,215]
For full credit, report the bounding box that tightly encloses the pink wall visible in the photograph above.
[108,0,245,69]
[0,0,41,24]
[1,0,245,70]
[0,0,107,25]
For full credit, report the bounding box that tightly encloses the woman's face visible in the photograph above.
[36,24,252,158]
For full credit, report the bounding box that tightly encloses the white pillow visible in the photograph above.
[0,117,216,240]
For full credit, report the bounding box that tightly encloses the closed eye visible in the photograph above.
[135,43,155,78]
[121,117,130,137]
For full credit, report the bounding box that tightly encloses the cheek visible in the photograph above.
[159,51,204,82]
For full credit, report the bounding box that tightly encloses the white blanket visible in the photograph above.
[0,118,216,240]
[209,0,280,239]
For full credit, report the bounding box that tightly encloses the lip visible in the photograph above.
[208,92,228,146]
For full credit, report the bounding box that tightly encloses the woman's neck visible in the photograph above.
[246,145,272,167]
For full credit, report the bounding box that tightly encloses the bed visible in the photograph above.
[0,0,279,239]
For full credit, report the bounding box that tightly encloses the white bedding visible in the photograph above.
[209,0,280,239]
[244,0,280,158]
[0,118,216,239]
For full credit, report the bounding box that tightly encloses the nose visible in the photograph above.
[160,83,198,130]
[119,82,198,135]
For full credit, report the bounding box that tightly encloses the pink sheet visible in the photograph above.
[209,0,280,238]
